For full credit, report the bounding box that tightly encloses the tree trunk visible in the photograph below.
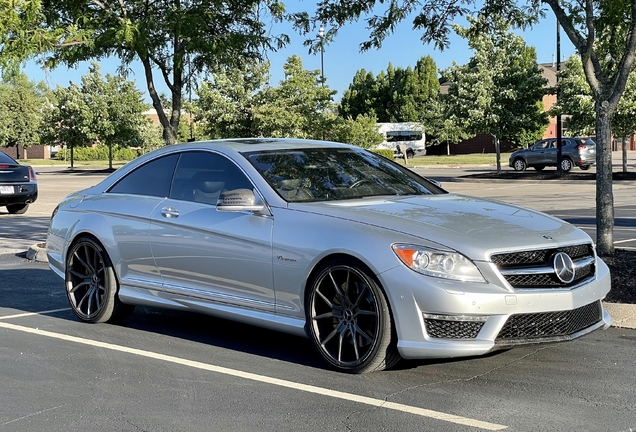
[108,143,113,170]
[595,105,614,254]
[141,57,178,145]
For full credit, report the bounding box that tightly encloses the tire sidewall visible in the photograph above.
[306,258,394,373]
[66,237,118,323]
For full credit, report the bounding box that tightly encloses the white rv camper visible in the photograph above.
[376,122,426,158]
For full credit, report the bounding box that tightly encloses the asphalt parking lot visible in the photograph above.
[1,162,635,431]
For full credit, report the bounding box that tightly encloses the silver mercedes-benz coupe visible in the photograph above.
[46,139,612,373]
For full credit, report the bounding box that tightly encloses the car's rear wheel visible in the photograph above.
[561,158,573,172]
[6,204,28,214]
[580,165,591,170]
[534,166,545,171]
[307,259,399,373]
[65,236,134,323]
[513,159,527,171]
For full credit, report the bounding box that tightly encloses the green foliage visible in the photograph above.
[254,55,337,139]
[54,145,138,161]
[329,114,385,149]
[339,56,440,124]
[0,73,45,150]
[196,60,271,138]
[43,63,150,167]
[443,15,548,148]
[553,55,636,140]
[371,149,395,159]
[0,0,79,75]
[42,0,289,145]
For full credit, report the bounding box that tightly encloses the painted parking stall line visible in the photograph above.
[0,308,70,320]
[0,318,507,431]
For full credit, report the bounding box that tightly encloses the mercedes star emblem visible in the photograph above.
[551,252,576,283]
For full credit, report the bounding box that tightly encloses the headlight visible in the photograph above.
[392,244,486,283]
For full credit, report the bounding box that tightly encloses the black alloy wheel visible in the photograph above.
[65,236,134,323]
[307,259,399,373]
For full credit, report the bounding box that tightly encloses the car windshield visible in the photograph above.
[244,147,444,202]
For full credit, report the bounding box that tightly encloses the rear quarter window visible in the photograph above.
[108,154,179,197]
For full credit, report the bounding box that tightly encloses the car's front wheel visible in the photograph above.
[6,204,28,214]
[65,236,134,323]
[580,165,591,170]
[307,259,399,373]
[513,159,527,171]
[561,158,573,172]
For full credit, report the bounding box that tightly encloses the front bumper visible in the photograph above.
[378,258,612,360]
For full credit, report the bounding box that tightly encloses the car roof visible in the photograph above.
[163,138,354,154]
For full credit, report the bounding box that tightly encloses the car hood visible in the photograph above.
[289,194,589,261]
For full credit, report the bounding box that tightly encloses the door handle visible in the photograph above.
[161,207,180,218]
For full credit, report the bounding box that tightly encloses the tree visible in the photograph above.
[339,56,440,124]
[42,83,91,168]
[443,16,548,170]
[551,56,596,137]
[196,61,271,139]
[330,114,385,149]
[43,64,150,169]
[1,0,288,146]
[338,69,380,120]
[554,55,636,173]
[254,55,336,139]
[303,0,636,254]
[0,0,79,75]
[78,63,150,169]
[0,73,46,158]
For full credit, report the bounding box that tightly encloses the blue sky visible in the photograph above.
[23,3,575,104]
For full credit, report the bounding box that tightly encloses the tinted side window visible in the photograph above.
[109,154,179,197]
[169,151,253,205]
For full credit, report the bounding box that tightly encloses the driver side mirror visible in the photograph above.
[217,188,267,213]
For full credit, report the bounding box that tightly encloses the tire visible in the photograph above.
[65,236,134,323]
[534,166,545,171]
[307,258,400,373]
[561,158,573,172]
[406,149,415,159]
[6,204,28,214]
[513,159,527,171]
[580,165,591,170]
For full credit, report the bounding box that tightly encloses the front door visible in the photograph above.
[148,151,276,312]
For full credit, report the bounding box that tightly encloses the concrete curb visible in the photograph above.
[26,242,48,262]
[24,242,635,330]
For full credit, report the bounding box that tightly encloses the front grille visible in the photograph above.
[491,244,596,289]
[491,244,592,266]
[496,301,602,341]
[425,319,484,339]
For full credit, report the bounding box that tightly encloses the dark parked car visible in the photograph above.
[0,152,38,214]
[509,137,596,172]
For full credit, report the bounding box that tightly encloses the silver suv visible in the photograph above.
[509,137,596,172]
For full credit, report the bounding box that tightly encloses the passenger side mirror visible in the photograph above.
[217,188,266,213]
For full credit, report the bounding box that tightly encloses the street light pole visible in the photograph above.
[318,26,325,86]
